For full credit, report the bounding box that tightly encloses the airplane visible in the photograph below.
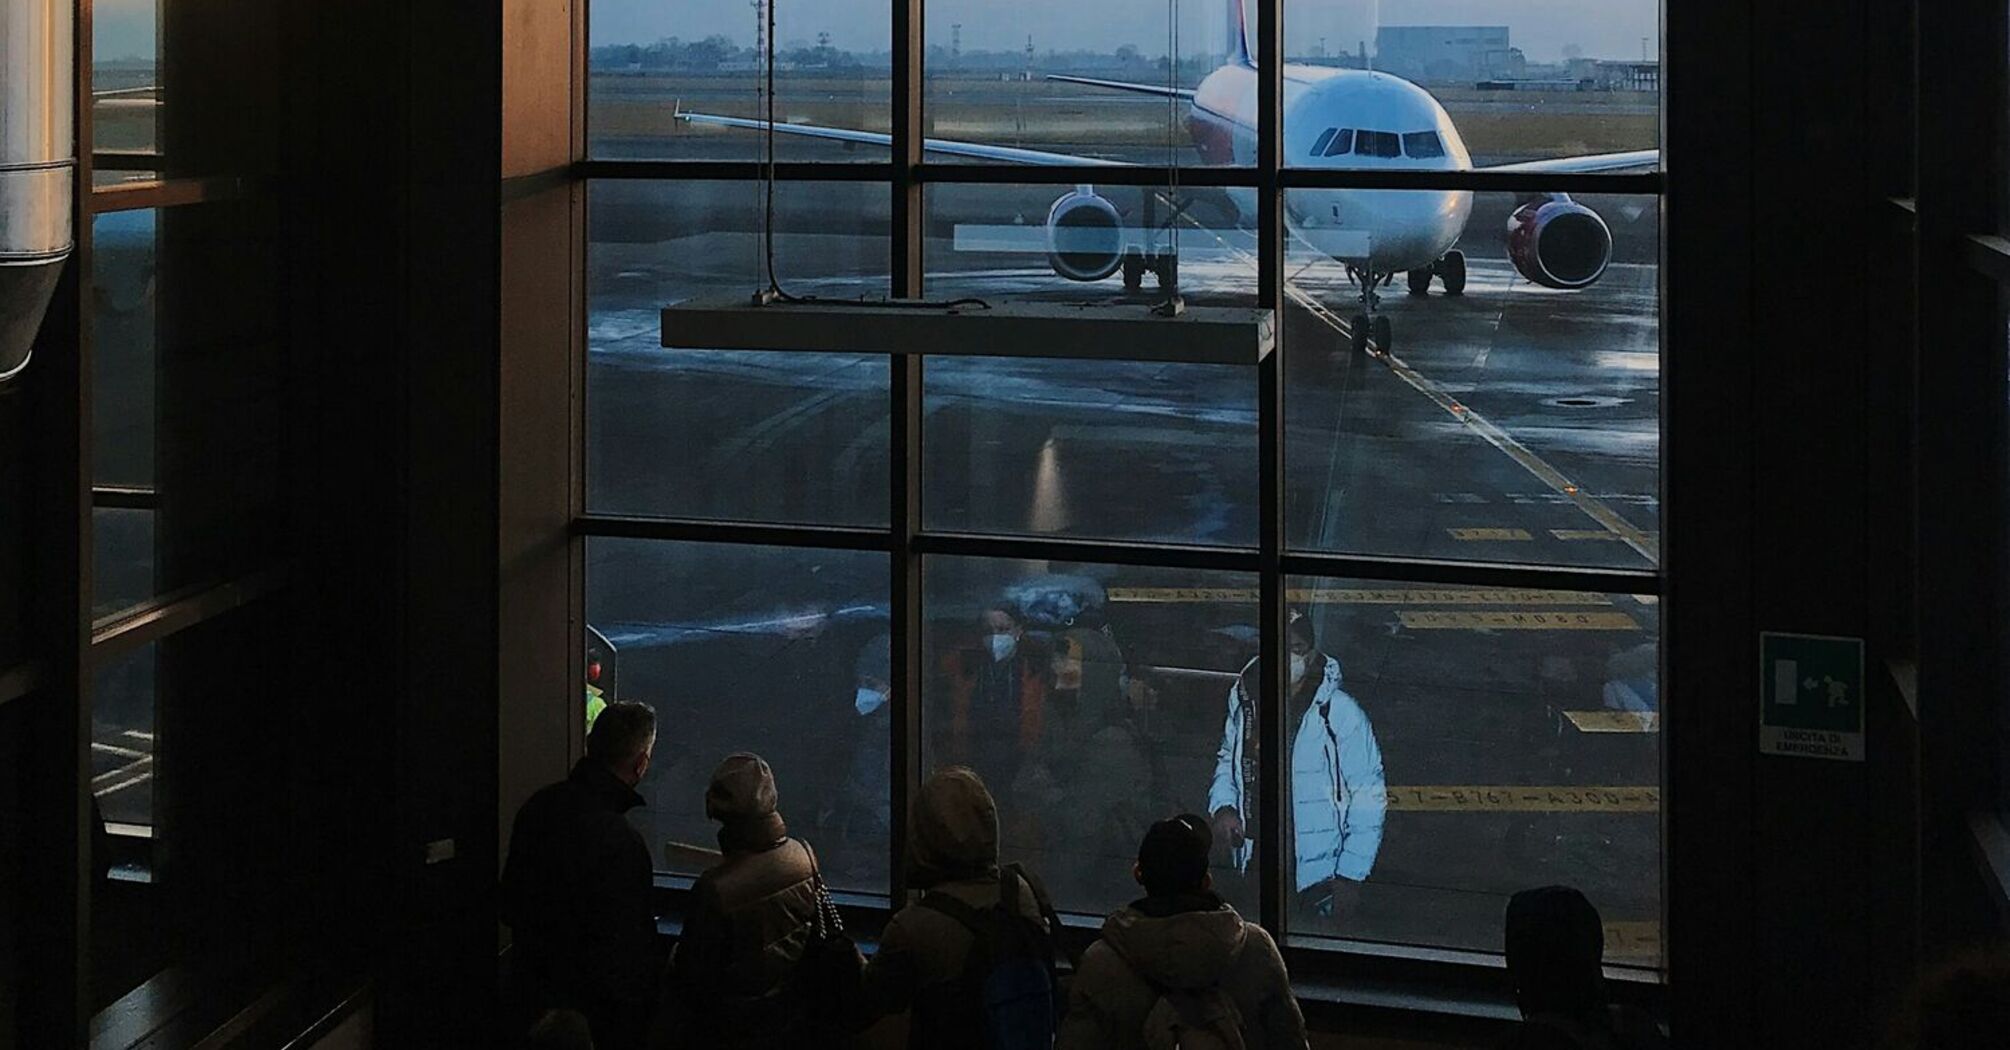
[677,0,1658,353]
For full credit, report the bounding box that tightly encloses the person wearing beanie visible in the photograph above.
[502,701,662,1050]
[857,767,1061,1049]
[1056,815,1308,1050]
[658,753,822,1049]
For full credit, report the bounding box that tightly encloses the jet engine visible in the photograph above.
[1506,198,1613,290]
[1045,189,1126,282]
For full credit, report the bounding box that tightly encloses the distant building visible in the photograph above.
[1374,26,1521,82]
[1595,60,1660,92]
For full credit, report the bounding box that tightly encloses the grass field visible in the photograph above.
[589,73,1657,160]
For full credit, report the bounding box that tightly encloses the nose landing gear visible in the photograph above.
[1345,265,1395,354]
[1405,249,1468,296]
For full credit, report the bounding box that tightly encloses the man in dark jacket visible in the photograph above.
[1498,886,1668,1050]
[502,700,662,1050]
[658,752,821,1049]
[1057,814,1308,1050]
[859,767,1055,1049]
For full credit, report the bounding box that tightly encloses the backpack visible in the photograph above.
[1140,986,1246,1050]
[917,864,1063,1050]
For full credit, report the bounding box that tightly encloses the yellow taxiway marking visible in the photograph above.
[1166,204,1660,564]
[1106,587,1613,606]
[1603,921,1662,960]
[1386,785,1660,813]
[1277,279,1660,564]
[1397,610,1642,631]
[1564,710,1660,733]
[1448,527,1534,541]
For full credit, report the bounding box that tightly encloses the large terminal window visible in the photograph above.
[579,0,1663,969]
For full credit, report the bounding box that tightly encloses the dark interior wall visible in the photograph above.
[1662,0,1920,1044]
[280,0,505,1043]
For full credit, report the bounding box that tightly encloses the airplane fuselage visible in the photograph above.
[1187,63,1474,275]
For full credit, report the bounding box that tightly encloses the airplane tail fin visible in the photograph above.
[1227,0,1254,67]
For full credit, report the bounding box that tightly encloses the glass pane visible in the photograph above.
[1279,579,1659,962]
[922,355,1256,545]
[920,182,1260,545]
[925,0,1249,165]
[925,182,1262,302]
[1284,190,1660,571]
[1286,1,1659,167]
[92,643,157,831]
[588,0,889,161]
[589,180,890,524]
[93,210,157,491]
[93,0,160,183]
[586,538,891,894]
[921,557,1261,918]
[90,204,286,614]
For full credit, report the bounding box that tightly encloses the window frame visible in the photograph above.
[576,0,1667,983]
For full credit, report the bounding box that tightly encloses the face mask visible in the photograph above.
[854,686,888,716]
[1289,653,1309,686]
[989,633,1018,663]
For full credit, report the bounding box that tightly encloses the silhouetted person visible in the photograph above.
[1057,814,1308,1050]
[859,767,1060,1049]
[525,1008,596,1050]
[658,753,820,1049]
[1500,886,1667,1050]
[502,701,661,1050]
[1888,950,2010,1050]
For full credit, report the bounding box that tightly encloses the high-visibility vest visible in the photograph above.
[586,684,607,733]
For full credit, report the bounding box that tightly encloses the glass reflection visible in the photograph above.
[922,558,1261,917]
[586,539,892,893]
[1281,579,1660,961]
[587,180,891,525]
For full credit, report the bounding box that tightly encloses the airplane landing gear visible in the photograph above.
[1122,250,1179,294]
[1344,265,1393,353]
[1438,249,1467,295]
[1406,250,1468,296]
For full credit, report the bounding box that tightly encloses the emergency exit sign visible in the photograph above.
[1759,632,1865,761]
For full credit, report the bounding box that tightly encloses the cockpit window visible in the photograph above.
[1310,128,1337,157]
[1403,131,1446,159]
[1354,130,1401,158]
[1323,128,1355,157]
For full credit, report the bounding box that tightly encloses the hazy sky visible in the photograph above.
[94,0,155,62]
[590,0,1658,64]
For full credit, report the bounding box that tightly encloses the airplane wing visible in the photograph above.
[675,107,1126,167]
[1478,149,1660,174]
[1045,74,1196,100]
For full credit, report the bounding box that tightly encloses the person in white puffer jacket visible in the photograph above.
[1208,610,1386,920]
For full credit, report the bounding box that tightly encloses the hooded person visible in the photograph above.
[1208,609,1386,922]
[858,767,1059,1049]
[1056,814,1309,1050]
[1498,886,1668,1050]
[657,753,821,1049]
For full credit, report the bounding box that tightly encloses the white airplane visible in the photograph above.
[678,0,1657,352]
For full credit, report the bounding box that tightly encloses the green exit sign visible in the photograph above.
[1759,632,1865,761]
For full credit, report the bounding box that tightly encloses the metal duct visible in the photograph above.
[0,0,74,381]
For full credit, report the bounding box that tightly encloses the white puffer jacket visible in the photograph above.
[1207,654,1387,890]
